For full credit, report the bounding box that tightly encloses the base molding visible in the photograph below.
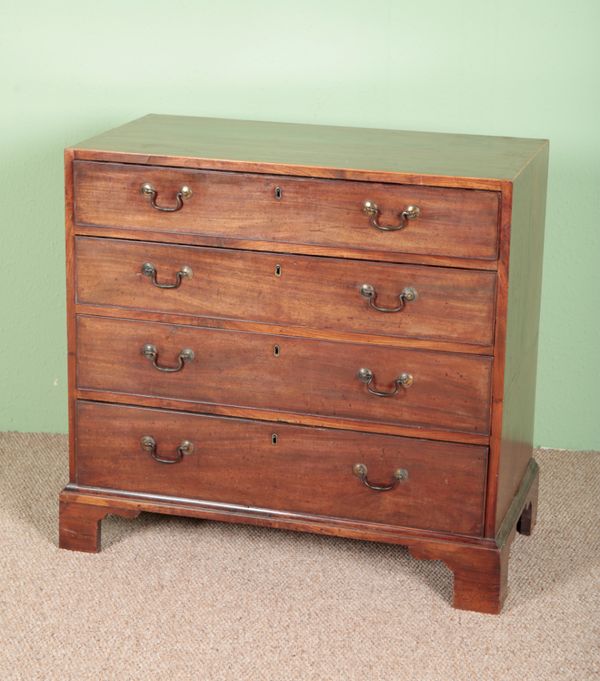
[59,459,539,613]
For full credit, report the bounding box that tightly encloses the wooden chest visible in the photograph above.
[59,115,548,614]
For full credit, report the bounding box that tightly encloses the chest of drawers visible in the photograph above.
[59,115,548,614]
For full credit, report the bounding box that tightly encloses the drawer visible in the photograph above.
[76,237,497,347]
[73,161,500,261]
[76,401,487,535]
[76,316,493,435]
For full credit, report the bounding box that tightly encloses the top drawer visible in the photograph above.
[73,162,500,261]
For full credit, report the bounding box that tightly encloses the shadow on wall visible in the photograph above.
[0,128,87,432]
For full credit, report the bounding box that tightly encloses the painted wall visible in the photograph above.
[1,1,598,449]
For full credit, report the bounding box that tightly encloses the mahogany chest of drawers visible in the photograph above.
[59,115,548,614]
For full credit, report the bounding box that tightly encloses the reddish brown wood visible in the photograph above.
[59,498,140,552]
[409,539,507,614]
[64,149,78,479]
[410,458,539,613]
[74,161,500,261]
[73,148,508,190]
[74,223,500,271]
[75,237,497,347]
[61,115,548,613]
[58,457,538,612]
[60,486,490,547]
[493,148,549,532]
[484,182,513,535]
[485,145,549,536]
[73,389,491,445]
[75,401,487,535]
[76,315,493,435]
[69,114,547,190]
[74,303,495,356]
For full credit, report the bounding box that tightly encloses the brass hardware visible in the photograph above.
[359,283,417,313]
[141,344,194,372]
[357,367,413,397]
[274,186,283,200]
[271,433,278,445]
[140,435,193,464]
[140,182,192,212]
[362,200,420,231]
[274,264,282,277]
[141,262,193,289]
[352,463,408,491]
[273,344,280,357]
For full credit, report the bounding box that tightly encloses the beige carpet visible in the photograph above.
[0,433,598,681]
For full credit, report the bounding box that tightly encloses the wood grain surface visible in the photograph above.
[73,161,500,260]
[61,115,549,613]
[75,236,497,347]
[76,315,493,435]
[70,114,547,187]
[75,401,487,536]
[490,144,549,532]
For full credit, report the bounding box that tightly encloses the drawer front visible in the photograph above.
[73,161,499,260]
[76,237,497,347]
[76,316,493,435]
[76,401,487,535]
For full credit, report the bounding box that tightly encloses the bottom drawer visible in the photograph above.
[75,401,488,536]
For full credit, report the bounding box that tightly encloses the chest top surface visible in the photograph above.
[70,114,547,186]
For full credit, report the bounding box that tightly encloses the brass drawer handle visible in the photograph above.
[141,344,194,372]
[357,367,413,397]
[140,435,193,464]
[140,182,192,212]
[359,283,417,313]
[141,262,193,289]
[363,200,420,231]
[353,463,408,491]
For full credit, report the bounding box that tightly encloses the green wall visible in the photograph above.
[1,1,599,449]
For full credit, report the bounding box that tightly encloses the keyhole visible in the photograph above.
[274,186,282,200]
[273,344,280,357]
[271,433,278,445]
[275,264,282,277]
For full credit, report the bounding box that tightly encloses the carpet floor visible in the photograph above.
[0,432,598,681]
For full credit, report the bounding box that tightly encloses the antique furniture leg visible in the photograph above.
[447,545,509,614]
[409,540,508,614]
[452,459,539,613]
[409,459,539,614]
[59,494,140,553]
